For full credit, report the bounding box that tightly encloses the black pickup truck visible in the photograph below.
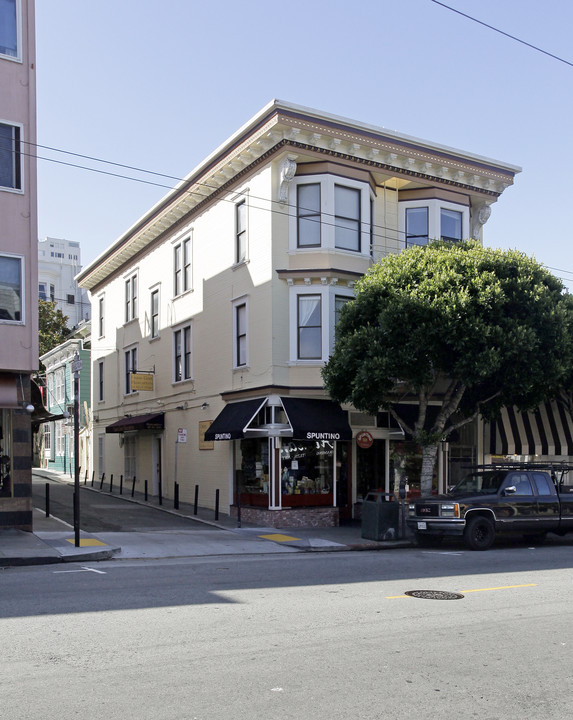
[407,465,573,550]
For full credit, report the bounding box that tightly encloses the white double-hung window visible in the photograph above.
[291,175,372,256]
[289,285,354,363]
[173,324,192,382]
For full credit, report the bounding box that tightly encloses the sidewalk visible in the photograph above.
[0,469,413,567]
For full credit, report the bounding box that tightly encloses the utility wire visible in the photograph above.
[430,1,573,68]
[14,141,573,285]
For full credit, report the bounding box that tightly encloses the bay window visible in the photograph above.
[297,295,322,360]
[400,198,469,247]
[334,185,361,251]
[291,175,372,255]
[290,286,354,362]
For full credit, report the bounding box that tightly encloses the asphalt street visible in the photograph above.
[2,544,573,720]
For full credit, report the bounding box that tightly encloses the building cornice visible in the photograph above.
[77,100,520,292]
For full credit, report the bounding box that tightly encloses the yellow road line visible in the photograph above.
[460,583,537,593]
[385,583,537,599]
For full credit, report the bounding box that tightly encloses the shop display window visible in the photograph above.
[235,438,269,506]
[280,439,334,507]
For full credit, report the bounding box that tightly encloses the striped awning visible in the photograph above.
[488,400,573,457]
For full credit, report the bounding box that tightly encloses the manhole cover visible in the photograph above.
[405,590,464,600]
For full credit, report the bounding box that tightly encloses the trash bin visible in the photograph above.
[361,491,399,541]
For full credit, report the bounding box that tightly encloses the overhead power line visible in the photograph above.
[430,1,573,68]
[16,140,573,286]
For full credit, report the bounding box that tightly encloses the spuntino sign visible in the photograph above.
[215,432,232,440]
[306,432,341,441]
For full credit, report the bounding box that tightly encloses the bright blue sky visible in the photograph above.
[35,0,573,288]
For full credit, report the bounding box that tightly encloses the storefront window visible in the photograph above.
[235,438,269,506]
[0,409,12,497]
[280,439,334,506]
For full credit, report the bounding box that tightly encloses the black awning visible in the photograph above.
[280,397,352,441]
[204,399,266,441]
[106,412,165,434]
[488,401,573,457]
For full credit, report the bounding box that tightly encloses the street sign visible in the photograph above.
[71,357,83,375]
[177,428,187,443]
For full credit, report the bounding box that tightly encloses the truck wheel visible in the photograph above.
[464,515,495,551]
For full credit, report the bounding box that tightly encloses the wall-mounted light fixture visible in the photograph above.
[201,402,209,410]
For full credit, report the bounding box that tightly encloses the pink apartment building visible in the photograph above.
[0,0,38,530]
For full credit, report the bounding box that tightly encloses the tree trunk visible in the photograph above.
[420,443,439,496]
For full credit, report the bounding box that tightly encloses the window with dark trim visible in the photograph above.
[98,296,104,337]
[174,325,192,382]
[235,302,247,367]
[236,200,247,263]
[174,238,191,296]
[150,289,159,338]
[125,273,137,322]
[124,347,137,394]
[98,360,104,402]
[297,183,321,247]
[0,122,21,190]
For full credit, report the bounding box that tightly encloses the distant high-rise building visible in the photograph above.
[38,237,91,327]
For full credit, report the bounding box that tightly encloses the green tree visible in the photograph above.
[323,241,572,495]
[38,299,70,368]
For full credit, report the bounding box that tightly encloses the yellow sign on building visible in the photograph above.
[130,373,154,391]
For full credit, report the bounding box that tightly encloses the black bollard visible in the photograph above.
[109,473,113,493]
[215,488,220,521]
[99,472,105,490]
[91,470,95,487]
[174,482,179,510]
[131,475,136,498]
[120,474,123,495]
[45,483,50,518]
[194,484,199,515]
[145,480,148,502]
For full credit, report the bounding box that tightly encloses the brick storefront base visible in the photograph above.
[230,506,339,528]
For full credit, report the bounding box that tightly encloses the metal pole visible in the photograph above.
[174,482,179,510]
[109,473,113,493]
[215,488,220,521]
[120,474,123,495]
[73,357,81,547]
[131,475,136,497]
[194,484,198,515]
[145,479,148,502]
[174,440,178,503]
[100,472,105,490]
[45,482,50,518]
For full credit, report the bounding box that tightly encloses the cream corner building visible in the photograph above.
[77,100,519,527]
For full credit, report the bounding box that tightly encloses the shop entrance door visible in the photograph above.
[356,439,386,502]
